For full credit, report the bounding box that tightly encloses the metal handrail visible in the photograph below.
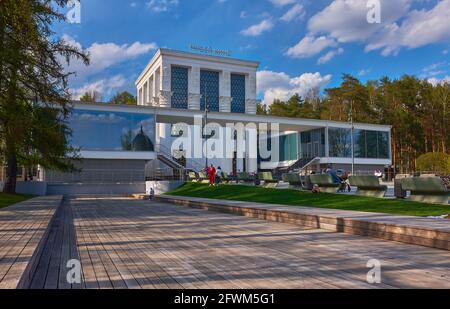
[45,169,145,183]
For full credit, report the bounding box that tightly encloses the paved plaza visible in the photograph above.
[1,196,449,289]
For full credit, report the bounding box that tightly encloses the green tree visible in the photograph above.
[0,0,89,193]
[79,90,101,103]
[416,152,450,175]
[109,91,136,105]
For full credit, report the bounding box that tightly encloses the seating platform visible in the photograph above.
[401,177,449,205]
[309,174,340,193]
[282,173,303,190]
[237,172,254,185]
[348,175,388,198]
[0,196,63,288]
[257,172,279,188]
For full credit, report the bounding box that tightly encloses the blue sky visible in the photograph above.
[57,0,450,105]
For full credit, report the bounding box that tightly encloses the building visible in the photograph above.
[43,48,392,185]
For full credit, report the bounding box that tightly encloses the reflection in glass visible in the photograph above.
[69,109,155,152]
[328,128,352,158]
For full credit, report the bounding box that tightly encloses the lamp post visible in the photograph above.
[203,84,210,170]
[349,100,355,175]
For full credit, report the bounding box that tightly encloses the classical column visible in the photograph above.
[220,71,231,112]
[245,99,259,115]
[188,93,201,110]
[158,90,173,108]
[219,96,232,113]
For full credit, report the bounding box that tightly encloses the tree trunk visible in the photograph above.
[3,153,17,194]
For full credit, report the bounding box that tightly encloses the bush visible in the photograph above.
[416,152,450,175]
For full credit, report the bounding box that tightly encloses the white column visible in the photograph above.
[219,70,231,113]
[159,64,172,108]
[143,82,148,105]
[188,66,201,110]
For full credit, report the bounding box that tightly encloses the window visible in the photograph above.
[328,128,352,158]
[69,109,155,152]
[279,133,298,161]
[231,74,246,113]
[329,128,390,159]
[200,70,219,112]
[171,66,188,109]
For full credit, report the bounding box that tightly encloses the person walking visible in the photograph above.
[207,164,216,186]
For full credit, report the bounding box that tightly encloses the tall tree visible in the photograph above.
[0,0,89,193]
[109,91,137,105]
[79,90,102,103]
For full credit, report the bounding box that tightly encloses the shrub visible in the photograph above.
[416,152,450,175]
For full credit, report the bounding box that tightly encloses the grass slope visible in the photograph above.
[0,193,33,209]
[167,183,450,217]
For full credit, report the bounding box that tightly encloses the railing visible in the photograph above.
[155,143,205,172]
[145,167,185,181]
[45,169,145,184]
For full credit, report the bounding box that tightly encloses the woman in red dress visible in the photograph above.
[207,164,216,186]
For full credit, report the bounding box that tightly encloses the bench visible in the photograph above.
[221,172,233,184]
[282,173,303,190]
[237,172,254,185]
[348,175,388,198]
[257,172,279,188]
[197,172,210,184]
[401,177,449,205]
[188,172,198,182]
[309,174,340,193]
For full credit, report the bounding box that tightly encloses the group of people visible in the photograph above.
[206,164,222,186]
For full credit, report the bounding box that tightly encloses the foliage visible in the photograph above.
[0,0,89,193]
[416,152,450,175]
[168,183,450,217]
[109,91,137,105]
[79,91,102,103]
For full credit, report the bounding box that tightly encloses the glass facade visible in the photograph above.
[200,70,219,112]
[354,129,390,159]
[171,66,188,109]
[231,74,246,113]
[300,129,325,158]
[329,127,390,159]
[279,133,298,161]
[69,109,155,152]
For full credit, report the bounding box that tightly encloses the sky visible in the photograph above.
[56,0,450,105]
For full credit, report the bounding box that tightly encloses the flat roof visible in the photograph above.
[71,101,392,132]
[136,48,260,86]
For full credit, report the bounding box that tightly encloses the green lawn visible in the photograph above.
[0,193,33,209]
[167,183,450,217]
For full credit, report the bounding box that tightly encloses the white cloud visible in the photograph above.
[146,0,179,13]
[365,0,450,56]
[269,0,296,7]
[280,4,305,22]
[293,0,450,57]
[70,75,127,100]
[62,35,157,81]
[257,70,332,105]
[286,36,337,58]
[308,0,411,44]
[317,48,344,64]
[428,76,450,86]
[358,68,371,77]
[240,19,274,36]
